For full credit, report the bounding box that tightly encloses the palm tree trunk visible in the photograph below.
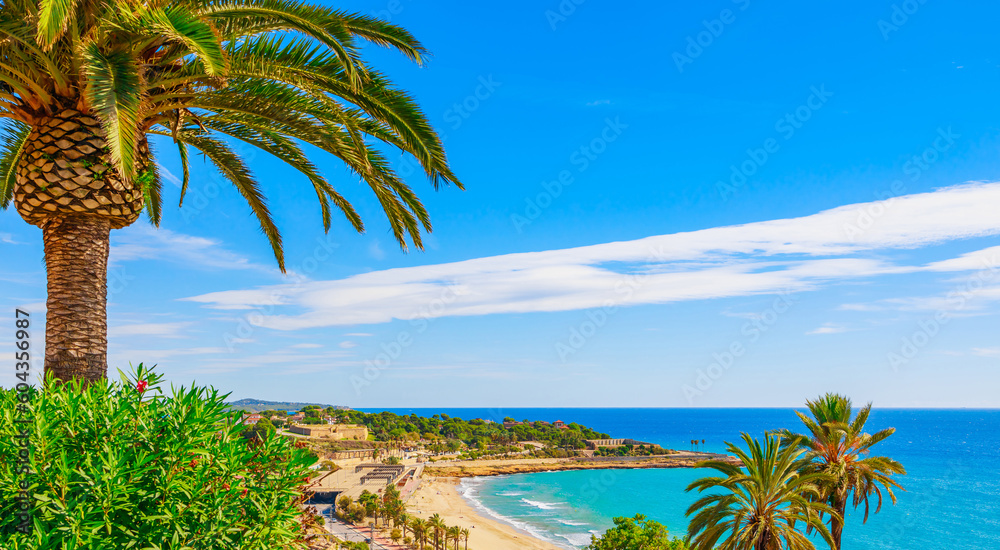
[41,214,111,383]
[832,495,847,550]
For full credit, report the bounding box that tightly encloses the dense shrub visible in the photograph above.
[586,515,689,550]
[0,365,315,549]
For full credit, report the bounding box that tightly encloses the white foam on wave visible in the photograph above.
[520,498,565,511]
[556,519,590,527]
[557,532,596,546]
[496,491,523,496]
[458,478,580,549]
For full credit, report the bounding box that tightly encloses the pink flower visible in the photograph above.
[136,380,148,394]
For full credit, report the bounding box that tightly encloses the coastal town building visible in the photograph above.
[242,413,262,425]
[584,438,655,450]
[287,423,369,440]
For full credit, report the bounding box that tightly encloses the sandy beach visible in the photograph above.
[408,476,565,550]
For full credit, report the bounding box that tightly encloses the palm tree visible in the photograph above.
[460,527,470,550]
[358,491,378,522]
[397,511,411,539]
[447,525,461,550]
[0,0,461,384]
[428,513,447,550]
[778,394,906,549]
[409,517,427,549]
[686,433,839,550]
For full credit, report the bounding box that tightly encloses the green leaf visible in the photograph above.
[0,120,30,209]
[176,140,190,207]
[142,7,227,76]
[179,133,284,271]
[35,0,78,48]
[82,44,141,183]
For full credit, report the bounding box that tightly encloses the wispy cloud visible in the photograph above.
[184,183,1000,330]
[110,322,191,338]
[972,347,1000,358]
[110,225,278,274]
[807,323,851,335]
[1,232,22,245]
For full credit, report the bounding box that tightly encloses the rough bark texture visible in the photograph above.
[13,109,144,229]
[41,215,111,383]
[12,108,145,383]
[832,494,846,550]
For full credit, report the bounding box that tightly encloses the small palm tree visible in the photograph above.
[778,394,906,549]
[397,511,411,539]
[461,527,470,550]
[0,0,461,384]
[428,513,447,550]
[447,525,461,550]
[410,517,427,548]
[686,433,839,550]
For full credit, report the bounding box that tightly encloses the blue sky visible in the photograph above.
[3,0,1000,407]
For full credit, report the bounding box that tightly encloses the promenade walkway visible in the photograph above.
[313,504,406,550]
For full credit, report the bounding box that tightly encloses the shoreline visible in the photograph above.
[409,476,567,550]
[422,452,732,478]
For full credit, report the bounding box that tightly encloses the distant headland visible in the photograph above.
[226,398,351,413]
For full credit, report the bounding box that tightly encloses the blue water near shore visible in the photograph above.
[366,408,1000,549]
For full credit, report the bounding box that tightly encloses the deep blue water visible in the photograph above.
[362,408,1000,549]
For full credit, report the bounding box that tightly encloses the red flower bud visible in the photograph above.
[223,483,230,490]
[136,380,148,394]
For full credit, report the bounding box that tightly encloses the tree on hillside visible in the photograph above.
[586,515,688,550]
[0,0,462,384]
[244,417,276,440]
[777,394,906,550]
[686,433,838,550]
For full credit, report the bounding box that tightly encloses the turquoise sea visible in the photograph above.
[367,408,1000,549]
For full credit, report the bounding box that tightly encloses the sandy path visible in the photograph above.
[407,477,565,550]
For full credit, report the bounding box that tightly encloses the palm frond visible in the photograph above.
[177,132,284,271]
[0,120,29,208]
[82,43,142,182]
[35,0,78,48]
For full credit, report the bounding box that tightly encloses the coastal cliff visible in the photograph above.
[423,452,738,477]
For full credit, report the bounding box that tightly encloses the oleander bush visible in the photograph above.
[0,364,316,549]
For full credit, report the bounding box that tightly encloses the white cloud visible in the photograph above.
[972,347,1000,358]
[109,322,191,338]
[339,340,358,349]
[110,225,278,274]
[184,182,1000,330]
[291,343,323,349]
[108,346,228,363]
[807,323,851,335]
[346,333,373,337]
[923,245,1000,272]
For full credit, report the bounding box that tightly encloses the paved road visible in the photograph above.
[313,504,393,550]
